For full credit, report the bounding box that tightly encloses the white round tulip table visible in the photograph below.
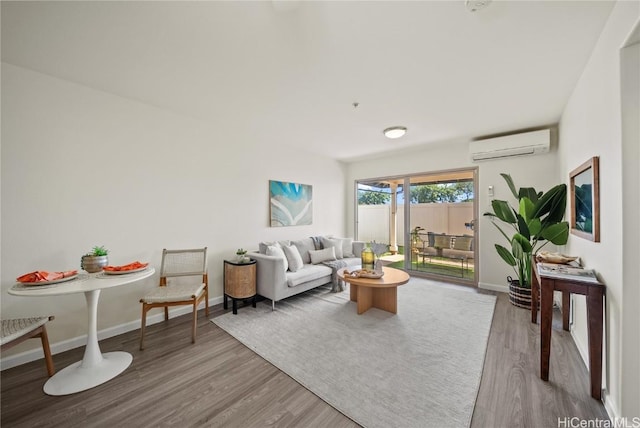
[9,268,155,396]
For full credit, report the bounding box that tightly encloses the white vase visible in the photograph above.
[374,258,383,274]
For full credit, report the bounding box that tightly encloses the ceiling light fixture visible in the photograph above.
[465,0,492,12]
[383,126,407,139]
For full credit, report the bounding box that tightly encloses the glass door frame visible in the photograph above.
[355,167,479,286]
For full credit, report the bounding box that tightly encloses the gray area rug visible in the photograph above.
[211,278,496,428]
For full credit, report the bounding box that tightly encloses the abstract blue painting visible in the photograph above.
[269,180,313,227]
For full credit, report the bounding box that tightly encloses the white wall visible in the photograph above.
[620,36,640,420]
[558,1,639,419]
[346,138,559,290]
[1,63,347,361]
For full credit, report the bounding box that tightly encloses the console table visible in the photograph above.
[531,262,605,400]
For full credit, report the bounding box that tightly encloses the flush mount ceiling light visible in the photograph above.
[465,0,492,12]
[383,126,407,139]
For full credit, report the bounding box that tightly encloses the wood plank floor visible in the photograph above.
[1,286,609,427]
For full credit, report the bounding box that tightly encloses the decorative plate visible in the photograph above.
[19,274,79,286]
[103,266,148,275]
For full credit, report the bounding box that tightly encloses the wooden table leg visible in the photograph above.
[587,287,604,400]
[357,286,373,315]
[540,279,554,381]
[372,287,397,314]
[350,284,358,302]
[562,291,571,331]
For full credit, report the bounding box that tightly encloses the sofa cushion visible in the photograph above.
[321,237,343,259]
[453,236,473,251]
[286,264,332,288]
[283,244,304,272]
[434,235,451,249]
[292,238,316,264]
[259,240,291,255]
[309,247,337,264]
[266,245,288,272]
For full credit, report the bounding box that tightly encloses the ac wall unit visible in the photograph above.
[469,129,551,162]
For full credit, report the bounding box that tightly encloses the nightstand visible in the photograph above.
[223,259,257,314]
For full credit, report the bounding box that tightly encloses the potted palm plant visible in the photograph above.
[484,174,569,308]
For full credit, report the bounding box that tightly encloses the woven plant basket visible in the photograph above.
[508,276,532,309]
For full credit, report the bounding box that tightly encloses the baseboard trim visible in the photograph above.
[0,296,224,371]
[478,282,508,293]
[570,328,590,376]
[570,327,614,420]
[602,390,617,421]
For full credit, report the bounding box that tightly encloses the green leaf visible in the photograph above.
[491,200,517,224]
[546,187,567,224]
[495,244,516,266]
[516,214,530,240]
[513,233,533,253]
[501,174,519,200]
[532,184,567,220]
[519,197,535,222]
[511,239,524,260]
[541,222,569,245]
[528,218,542,236]
[518,187,539,204]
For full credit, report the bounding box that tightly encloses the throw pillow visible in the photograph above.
[311,236,324,250]
[333,237,354,258]
[453,236,473,251]
[352,241,365,258]
[309,247,337,264]
[320,237,344,259]
[259,240,290,255]
[266,245,288,272]
[283,245,304,272]
[434,235,451,249]
[292,238,316,264]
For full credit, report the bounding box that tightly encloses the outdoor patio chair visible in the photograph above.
[139,248,208,350]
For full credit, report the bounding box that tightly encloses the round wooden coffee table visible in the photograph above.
[337,266,410,315]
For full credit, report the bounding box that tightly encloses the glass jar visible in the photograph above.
[361,244,375,270]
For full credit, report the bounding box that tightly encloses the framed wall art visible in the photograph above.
[269,180,313,227]
[569,156,600,242]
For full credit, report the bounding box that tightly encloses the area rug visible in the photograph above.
[211,278,496,428]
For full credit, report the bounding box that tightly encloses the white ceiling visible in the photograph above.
[1,1,615,162]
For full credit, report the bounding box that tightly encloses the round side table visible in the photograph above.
[223,259,257,314]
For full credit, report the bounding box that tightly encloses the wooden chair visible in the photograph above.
[1,316,55,376]
[139,248,208,350]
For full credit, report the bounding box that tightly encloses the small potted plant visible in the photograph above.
[81,245,109,273]
[484,174,569,308]
[236,248,248,263]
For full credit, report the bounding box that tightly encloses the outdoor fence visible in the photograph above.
[357,202,474,246]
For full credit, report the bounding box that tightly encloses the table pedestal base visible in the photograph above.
[350,284,398,314]
[44,351,132,396]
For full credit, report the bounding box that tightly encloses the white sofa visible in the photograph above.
[250,236,365,309]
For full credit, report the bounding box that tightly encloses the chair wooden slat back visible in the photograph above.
[140,247,209,350]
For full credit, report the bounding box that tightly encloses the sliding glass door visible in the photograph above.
[356,168,477,284]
